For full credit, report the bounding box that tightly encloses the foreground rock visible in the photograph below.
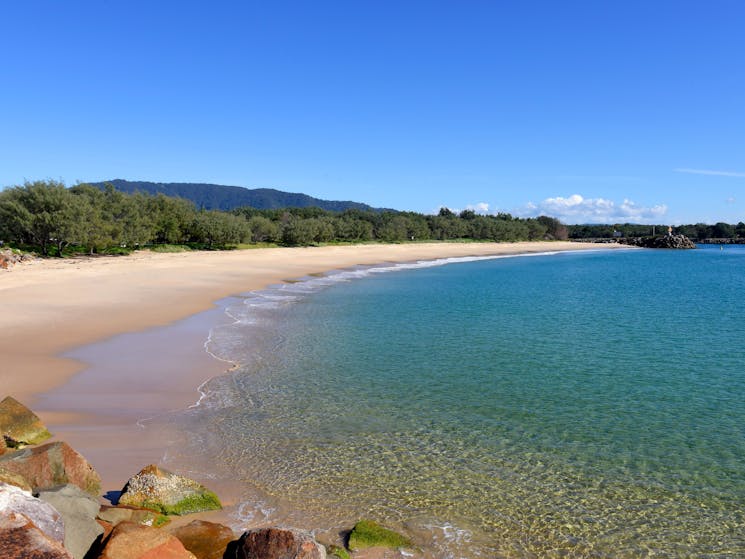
[229,527,327,559]
[118,464,221,515]
[0,396,52,448]
[0,511,73,559]
[0,466,33,491]
[170,520,235,559]
[100,521,197,559]
[0,248,32,270]
[0,441,101,496]
[38,484,104,559]
[622,234,697,249]
[0,482,65,544]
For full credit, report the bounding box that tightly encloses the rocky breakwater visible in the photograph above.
[0,248,32,269]
[1,395,418,559]
[622,234,697,249]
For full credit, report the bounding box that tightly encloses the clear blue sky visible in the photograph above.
[2,1,743,224]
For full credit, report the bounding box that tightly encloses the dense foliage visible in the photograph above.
[568,222,745,241]
[0,181,564,256]
[93,179,382,212]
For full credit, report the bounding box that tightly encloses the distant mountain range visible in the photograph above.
[91,179,385,212]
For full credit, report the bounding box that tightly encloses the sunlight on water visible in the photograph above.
[167,246,745,557]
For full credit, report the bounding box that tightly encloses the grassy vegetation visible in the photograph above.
[147,244,193,253]
[234,242,280,249]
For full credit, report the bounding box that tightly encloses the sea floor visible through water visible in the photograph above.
[43,246,745,558]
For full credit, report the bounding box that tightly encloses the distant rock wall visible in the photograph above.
[621,234,697,249]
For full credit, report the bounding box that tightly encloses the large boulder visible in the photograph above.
[0,482,65,544]
[118,464,221,515]
[170,520,235,559]
[0,511,73,559]
[0,396,52,448]
[229,527,327,559]
[38,484,104,559]
[97,504,170,528]
[0,441,101,496]
[100,521,197,559]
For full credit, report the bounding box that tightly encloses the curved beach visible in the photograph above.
[1,242,617,405]
[1,241,623,550]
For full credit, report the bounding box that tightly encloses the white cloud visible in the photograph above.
[726,197,736,204]
[465,202,490,214]
[674,168,745,178]
[517,194,668,224]
[432,202,491,215]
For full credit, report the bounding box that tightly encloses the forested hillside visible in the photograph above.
[0,181,565,256]
[92,179,383,212]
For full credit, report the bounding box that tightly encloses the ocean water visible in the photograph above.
[169,245,745,557]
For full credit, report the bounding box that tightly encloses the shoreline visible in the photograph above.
[1,242,626,547]
[1,242,623,407]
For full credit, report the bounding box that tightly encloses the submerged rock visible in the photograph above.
[348,519,412,552]
[0,441,101,496]
[0,396,52,448]
[118,464,222,515]
[170,519,235,559]
[0,511,73,559]
[230,527,326,559]
[100,521,197,559]
[97,504,170,528]
[38,484,104,559]
[0,482,65,544]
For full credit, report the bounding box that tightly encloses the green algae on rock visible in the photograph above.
[348,520,412,551]
[0,396,52,448]
[118,464,222,515]
[327,544,351,559]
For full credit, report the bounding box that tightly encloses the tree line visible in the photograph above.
[0,181,568,256]
[568,222,745,241]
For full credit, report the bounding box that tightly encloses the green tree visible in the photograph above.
[247,216,280,243]
[711,222,734,238]
[0,180,77,255]
[281,217,319,246]
[191,210,249,248]
[537,215,568,240]
[148,194,196,244]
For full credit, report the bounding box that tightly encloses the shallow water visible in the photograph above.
[165,246,745,557]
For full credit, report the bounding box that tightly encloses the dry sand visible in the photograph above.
[1,241,623,537]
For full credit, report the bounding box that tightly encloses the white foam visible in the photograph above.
[232,500,276,529]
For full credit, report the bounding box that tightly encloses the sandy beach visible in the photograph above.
[1,241,622,532]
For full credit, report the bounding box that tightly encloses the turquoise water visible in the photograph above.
[180,246,745,557]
